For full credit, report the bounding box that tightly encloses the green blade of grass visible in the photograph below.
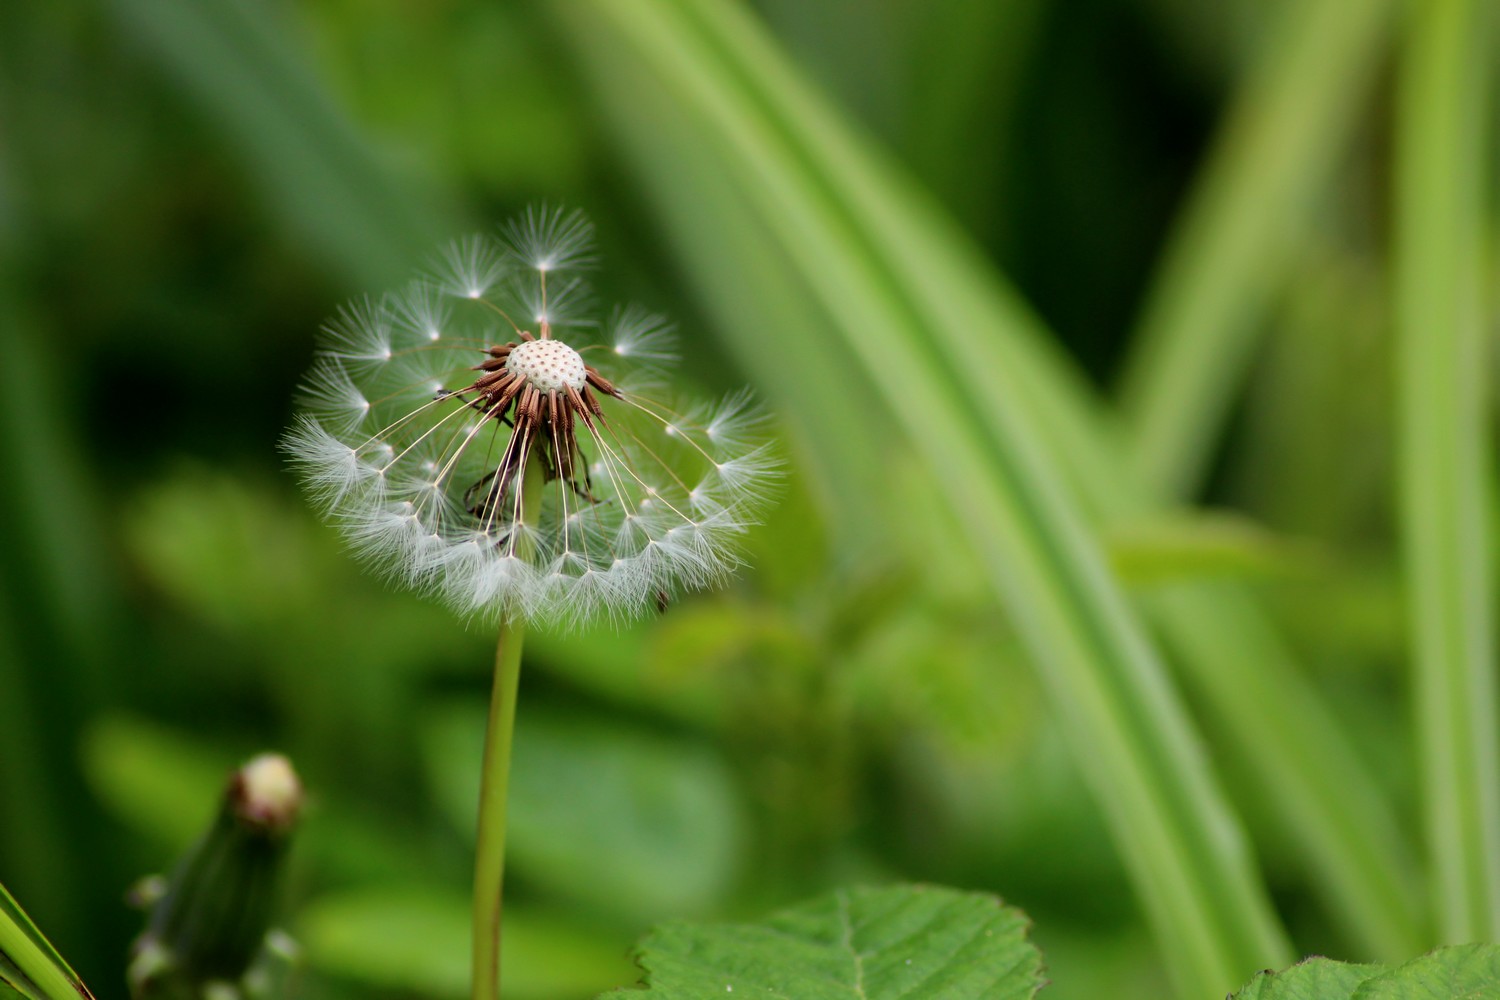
[543,0,1424,969]
[0,885,91,1000]
[1394,0,1500,943]
[550,3,1294,994]
[1116,0,1391,498]
[0,180,117,955]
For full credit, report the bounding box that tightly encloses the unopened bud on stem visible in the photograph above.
[129,754,303,1000]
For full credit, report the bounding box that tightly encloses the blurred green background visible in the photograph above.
[0,1,1464,998]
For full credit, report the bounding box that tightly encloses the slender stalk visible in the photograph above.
[471,614,528,1000]
[471,459,542,1000]
[1394,0,1499,943]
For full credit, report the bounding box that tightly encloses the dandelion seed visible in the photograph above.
[284,210,778,626]
[503,205,597,274]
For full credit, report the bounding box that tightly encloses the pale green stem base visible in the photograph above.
[472,615,527,1000]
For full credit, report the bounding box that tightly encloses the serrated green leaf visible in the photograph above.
[602,885,1041,1000]
[1357,944,1500,1000]
[1228,945,1500,1000]
[1230,957,1382,999]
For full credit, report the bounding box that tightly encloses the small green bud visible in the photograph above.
[128,755,303,1000]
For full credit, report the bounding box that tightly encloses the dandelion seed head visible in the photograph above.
[283,208,779,626]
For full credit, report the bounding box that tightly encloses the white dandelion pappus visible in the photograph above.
[284,209,777,626]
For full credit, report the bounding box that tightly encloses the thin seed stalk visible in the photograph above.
[471,615,526,1000]
[471,457,543,1000]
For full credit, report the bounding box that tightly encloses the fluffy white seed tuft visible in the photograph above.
[502,205,596,274]
[435,235,510,300]
[608,304,678,365]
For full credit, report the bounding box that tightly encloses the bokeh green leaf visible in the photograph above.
[421,703,746,922]
[299,886,632,1000]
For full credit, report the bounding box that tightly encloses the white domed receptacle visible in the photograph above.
[505,339,587,393]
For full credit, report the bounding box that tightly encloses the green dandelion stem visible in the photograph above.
[471,615,526,1000]
[471,457,543,1000]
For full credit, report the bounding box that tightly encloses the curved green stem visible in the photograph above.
[471,613,527,1000]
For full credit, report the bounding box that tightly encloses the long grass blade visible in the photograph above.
[1394,0,1500,943]
[1116,0,1391,498]
[550,3,1294,994]
[0,259,114,954]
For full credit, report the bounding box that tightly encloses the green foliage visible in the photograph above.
[1230,959,1383,1000]
[550,3,1297,993]
[1230,945,1500,999]
[82,715,233,850]
[605,888,1500,1000]
[604,885,1042,1000]
[1116,0,1392,496]
[1104,512,1317,587]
